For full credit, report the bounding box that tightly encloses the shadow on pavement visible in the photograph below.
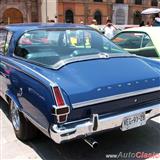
[28,120,160,160]
[1,98,160,160]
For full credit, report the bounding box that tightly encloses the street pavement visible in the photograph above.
[0,98,160,160]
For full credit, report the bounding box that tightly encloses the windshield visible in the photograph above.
[15,29,127,66]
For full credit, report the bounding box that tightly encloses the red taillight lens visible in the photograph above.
[52,86,70,123]
[53,86,65,106]
[58,115,67,123]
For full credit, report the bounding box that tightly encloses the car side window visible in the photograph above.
[142,34,153,47]
[0,30,12,55]
[113,32,143,49]
[113,32,158,57]
[140,34,158,57]
[0,30,8,54]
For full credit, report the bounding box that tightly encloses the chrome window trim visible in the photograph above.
[52,53,134,69]
[72,86,160,109]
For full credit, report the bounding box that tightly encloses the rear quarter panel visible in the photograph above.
[1,56,56,136]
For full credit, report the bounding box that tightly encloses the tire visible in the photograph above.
[10,100,37,141]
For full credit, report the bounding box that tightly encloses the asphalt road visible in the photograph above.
[0,98,160,160]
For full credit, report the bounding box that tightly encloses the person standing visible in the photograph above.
[80,21,84,24]
[146,21,152,27]
[90,19,99,30]
[104,19,116,39]
[153,13,160,26]
[139,21,145,27]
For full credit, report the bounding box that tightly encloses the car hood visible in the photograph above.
[45,57,160,106]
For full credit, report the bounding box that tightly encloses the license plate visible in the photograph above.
[121,112,146,131]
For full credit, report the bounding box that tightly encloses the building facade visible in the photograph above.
[41,0,57,23]
[0,0,159,25]
[0,0,42,24]
[57,0,160,24]
[0,0,58,24]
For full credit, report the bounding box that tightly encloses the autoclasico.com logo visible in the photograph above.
[105,152,160,159]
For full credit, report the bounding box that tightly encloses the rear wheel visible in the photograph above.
[10,100,37,141]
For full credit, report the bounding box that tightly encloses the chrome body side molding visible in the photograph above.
[23,111,49,137]
[72,87,160,109]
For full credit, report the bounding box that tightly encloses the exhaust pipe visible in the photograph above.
[84,137,98,149]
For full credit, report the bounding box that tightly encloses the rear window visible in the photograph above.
[15,29,126,66]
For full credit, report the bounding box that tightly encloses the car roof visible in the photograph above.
[122,27,160,40]
[124,27,160,35]
[117,27,160,55]
[1,23,92,32]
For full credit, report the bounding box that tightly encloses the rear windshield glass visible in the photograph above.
[15,29,127,66]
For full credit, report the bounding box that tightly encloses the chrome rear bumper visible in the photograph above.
[50,103,160,144]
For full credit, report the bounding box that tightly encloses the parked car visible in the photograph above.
[112,27,160,60]
[97,25,138,34]
[0,23,160,147]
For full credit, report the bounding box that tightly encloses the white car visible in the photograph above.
[112,27,160,60]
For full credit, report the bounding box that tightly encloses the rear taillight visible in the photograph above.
[53,86,65,106]
[52,86,70,123]
[57,115,68,123]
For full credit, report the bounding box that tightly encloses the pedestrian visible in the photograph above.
[146,21,152,27]
[139,21,145,27]
[104,19,116,39]
[0,21,4,25]
[90,19,99,30]
[80,21,84,24]
[152,13,160,26]
[54,16,58,23]
[48,19,55,23]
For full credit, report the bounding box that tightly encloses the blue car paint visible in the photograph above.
[43,58,160,104]
[0,23,160,136]
[13,56,159,122]
[0,56,57,135]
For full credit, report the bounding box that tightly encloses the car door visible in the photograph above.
[0,29,12,99]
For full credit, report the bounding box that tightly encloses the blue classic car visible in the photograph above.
[0,23,160,148]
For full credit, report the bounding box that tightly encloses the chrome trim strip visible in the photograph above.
[50,103,160,144]
[52,53,133,69]
[3,58,57,87]
[52,53,109,69]
[51,105,70,115]
[22,111,49,134]
[72,87,160,109]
